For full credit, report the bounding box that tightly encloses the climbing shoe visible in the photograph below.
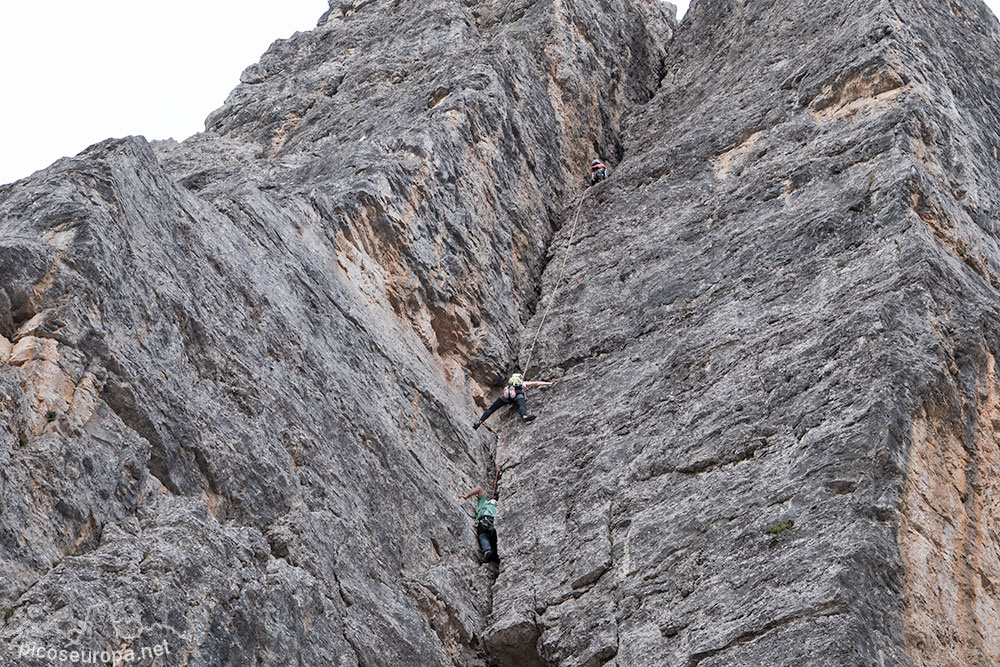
[481,549,493,563]
[522,414,536,422]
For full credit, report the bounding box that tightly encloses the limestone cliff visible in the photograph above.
[4,0,1000,665]
[0,0,671,665]
[485,0,1000,664]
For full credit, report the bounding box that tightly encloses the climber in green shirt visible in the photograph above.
[458,486,498,563]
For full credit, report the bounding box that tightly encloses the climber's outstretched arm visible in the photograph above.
[458,486,485,500]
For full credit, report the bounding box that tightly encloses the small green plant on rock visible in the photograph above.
[17,432,27,447]
[766,520,794,535]
[46,410,57,422]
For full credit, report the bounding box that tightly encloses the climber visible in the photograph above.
[589,158,607,186]
[472,373,556,429]
[458,485,498,563]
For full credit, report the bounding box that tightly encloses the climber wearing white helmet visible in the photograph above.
[472,372,556,430]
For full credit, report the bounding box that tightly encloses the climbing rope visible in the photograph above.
[491,410,514,499]
[519,185,592,380]
[491,184,594,498]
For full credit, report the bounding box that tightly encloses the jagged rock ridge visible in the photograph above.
[6,0,1000,665]
[0,0,671,665]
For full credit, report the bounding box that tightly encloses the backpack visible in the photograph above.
[503,385,525,400]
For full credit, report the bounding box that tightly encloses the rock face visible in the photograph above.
[486,0,1000,665]
[0,0,671,665]
[4,0,1000,664]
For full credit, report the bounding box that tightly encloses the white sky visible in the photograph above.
[0,1,329,185]
[2,0,1000,186]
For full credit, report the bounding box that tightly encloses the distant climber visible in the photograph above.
[589,158,607,186]
[472,373,556,429]
[459,486,498,563]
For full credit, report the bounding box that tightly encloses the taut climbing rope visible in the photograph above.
[492,410,514,499]
[491,185,594,498]
[520,185,592,380]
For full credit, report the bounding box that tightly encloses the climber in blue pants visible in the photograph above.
[459,486,498,563]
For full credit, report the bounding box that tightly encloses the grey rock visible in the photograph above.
[486,0,1000,665]
[0,0,671,665]
[6,0,1000,663]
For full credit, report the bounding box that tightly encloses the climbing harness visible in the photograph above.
[475,513,495,531]
[491,185,595,499]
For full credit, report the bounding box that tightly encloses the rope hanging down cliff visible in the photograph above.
[519,186,593,381]
[491,184,595,498]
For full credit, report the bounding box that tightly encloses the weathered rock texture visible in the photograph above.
[6,0,1000,664]
[0,0,671,665]
[487,0,1000,665]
